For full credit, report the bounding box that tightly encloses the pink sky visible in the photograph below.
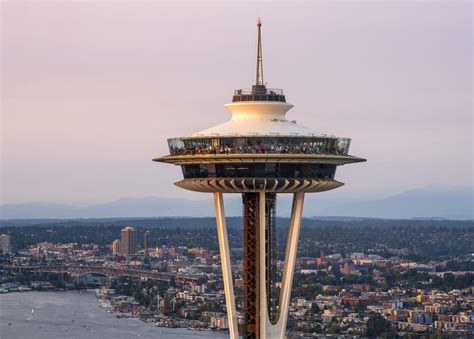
[1,1,472,204]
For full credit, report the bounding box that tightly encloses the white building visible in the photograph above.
[211,315,229,329]
[111,239,121,255]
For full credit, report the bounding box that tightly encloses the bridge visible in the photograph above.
[8,265,204,283]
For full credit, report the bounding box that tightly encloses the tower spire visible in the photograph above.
[255,18,264,86]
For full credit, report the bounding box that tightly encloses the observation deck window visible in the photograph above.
[167,137,351,156]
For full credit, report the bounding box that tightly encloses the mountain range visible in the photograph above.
[1,185,472,220]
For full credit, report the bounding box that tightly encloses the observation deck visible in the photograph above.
[154,133,365,193]
[232,85,286,102]
[155,134,365,165]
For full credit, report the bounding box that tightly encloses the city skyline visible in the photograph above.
[2,217,473,337]
[1,1,472,206]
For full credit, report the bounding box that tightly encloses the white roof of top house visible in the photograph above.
[182,101,334,139]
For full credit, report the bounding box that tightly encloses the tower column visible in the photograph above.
[259,192,305,339]
[214,192,239,339]
[270,192,305,338]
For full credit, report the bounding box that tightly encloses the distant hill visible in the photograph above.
[1,185,472,220]
[1,217,473,230]
[319,185,473,220]
[0,197,221,219]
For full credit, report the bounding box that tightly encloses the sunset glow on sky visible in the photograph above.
[1,1,472,204]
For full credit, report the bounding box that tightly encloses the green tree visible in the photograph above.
[327,322,341,334]
[366,313,392,338]
[380,282,391,292]
[310,302,320,315]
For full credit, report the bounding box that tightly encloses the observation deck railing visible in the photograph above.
[234,88,284,96]
[232,88,286,102]
[167,137,351,156]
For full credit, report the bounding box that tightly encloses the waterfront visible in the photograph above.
[0,291,226,339]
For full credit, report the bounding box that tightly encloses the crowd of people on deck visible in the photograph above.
[169,140,348,156]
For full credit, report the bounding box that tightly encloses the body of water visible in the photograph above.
[0,291,227,339]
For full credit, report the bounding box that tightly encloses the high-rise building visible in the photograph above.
[154,19,365,339]
[120,226,137,255]
[0,234,11,253]
[111,239,121,255]
[144,231,149,253]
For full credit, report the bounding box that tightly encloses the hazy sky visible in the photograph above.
[1,1,472,205]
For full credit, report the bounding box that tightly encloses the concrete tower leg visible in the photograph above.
[214,192,239,339]
[258,192,305,339]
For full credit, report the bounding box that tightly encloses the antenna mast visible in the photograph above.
[255,18,264,86]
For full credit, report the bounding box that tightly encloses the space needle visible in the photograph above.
[154,19,365,339]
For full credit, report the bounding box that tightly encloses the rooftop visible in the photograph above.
[183,101,329,139]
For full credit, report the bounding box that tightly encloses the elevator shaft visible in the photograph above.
[242,193,278,338]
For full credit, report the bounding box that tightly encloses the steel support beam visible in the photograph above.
[243,193,260,338]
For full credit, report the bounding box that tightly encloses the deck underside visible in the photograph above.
[175,177,344,193]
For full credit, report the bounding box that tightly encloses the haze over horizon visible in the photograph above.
[1,1,472,206]
[1,184,472,220]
